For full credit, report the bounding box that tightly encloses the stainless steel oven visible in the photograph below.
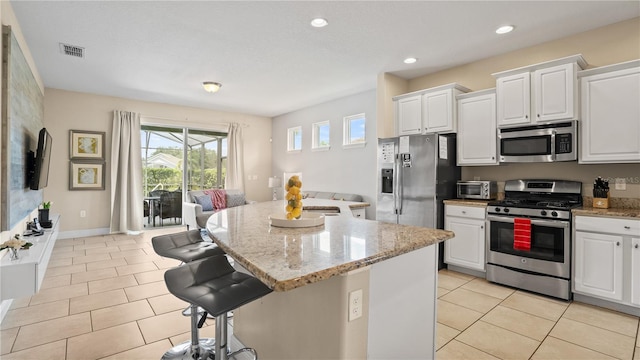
[486,179,582,300]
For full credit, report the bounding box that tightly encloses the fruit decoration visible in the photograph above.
[284,175,303,220]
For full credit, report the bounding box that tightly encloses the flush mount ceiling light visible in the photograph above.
[496,25,515,34]
[310,18,328,28]
[404,57,418,64]
[202,81,222,93]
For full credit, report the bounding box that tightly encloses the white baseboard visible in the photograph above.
[57,227,110,239]
[0,299,14,324]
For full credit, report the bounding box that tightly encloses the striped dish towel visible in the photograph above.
[513,218,531,251]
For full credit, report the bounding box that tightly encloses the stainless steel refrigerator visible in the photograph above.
[376,134,460,267]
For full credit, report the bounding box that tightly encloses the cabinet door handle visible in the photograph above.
[624,226,631,230]
[480,225,484,229]
[635,244,639,249]
[461,211,466,214]
[525,115,528,119]
[616,242,620,246]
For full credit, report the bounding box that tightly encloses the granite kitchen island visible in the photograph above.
[206,200,454,360]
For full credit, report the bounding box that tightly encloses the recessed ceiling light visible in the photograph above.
[496,25,514,34]
[202,82,222,93]
[404,57,418,64]
[311,18,328,28]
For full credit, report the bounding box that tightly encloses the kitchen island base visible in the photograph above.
[233,245,438,360]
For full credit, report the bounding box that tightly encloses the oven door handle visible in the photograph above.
[487,214,570,229]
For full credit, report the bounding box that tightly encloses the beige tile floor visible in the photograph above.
[1,229,638,359]
[436,269,640,360]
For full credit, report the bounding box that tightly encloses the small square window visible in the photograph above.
[343,113,366,148]
[287,126,302,152]
[312,121,330,151]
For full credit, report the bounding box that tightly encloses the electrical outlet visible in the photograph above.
[80,210,86,218]
[615,178,626,190]
[348,289,363,321]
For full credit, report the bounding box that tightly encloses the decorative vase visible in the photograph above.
[8,248,19,260]
[38,208,50,223]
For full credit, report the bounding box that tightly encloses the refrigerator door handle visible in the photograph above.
[397,158,403,215]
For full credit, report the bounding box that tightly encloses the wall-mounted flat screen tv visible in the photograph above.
[30,127,53,190]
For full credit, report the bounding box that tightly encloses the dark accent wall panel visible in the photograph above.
[1,26,44,230]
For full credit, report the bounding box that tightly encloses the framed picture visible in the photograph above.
[69,161,105,190]
[70,130,105,160]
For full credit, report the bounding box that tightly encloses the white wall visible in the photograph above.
[44,89,272,235]
[0,0,44,242]
[272,90,377,218]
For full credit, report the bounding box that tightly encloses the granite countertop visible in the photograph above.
[572,207,640,219]
[206,200,454,292]
[443,199,491,207]
[302,198,370,212]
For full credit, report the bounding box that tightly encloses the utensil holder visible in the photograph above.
[593,193,610,209]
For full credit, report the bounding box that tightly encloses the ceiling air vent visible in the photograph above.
[59,43,85,58]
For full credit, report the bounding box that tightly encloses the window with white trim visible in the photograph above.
[343,113,366,148]
[312,121,330,150]
[287,126,302,152]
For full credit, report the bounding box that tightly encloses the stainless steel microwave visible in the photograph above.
[457,181,497,200]
[498,121,577,163]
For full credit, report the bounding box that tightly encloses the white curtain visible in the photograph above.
[110,110,143,233]
[225,123,244,192]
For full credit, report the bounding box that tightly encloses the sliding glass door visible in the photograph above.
[141,125,227,227]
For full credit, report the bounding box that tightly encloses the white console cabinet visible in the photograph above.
[1,215,60,300]
[444,204,486,273]
[573,215,639,313]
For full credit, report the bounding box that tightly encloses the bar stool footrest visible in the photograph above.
[161,338,215,360]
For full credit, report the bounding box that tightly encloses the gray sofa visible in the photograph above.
[183,189,252,229]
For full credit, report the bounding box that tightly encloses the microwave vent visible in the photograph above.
[59,43,85,58]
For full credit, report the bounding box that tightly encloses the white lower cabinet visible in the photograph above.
[351,208,365,219]
[574,231,624,301]
[444,204,486,272]
[632,237,640,306]
[573,215,640,308]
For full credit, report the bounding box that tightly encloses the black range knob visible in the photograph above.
[540,210,547,216]
[494,207,501,212]
[551,211,558,217]
[503,208,510,213]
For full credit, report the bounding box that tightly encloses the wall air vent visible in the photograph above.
[59,43,84,58]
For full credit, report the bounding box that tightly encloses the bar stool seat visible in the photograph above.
[164,255,273,360]
[152,229,225,262]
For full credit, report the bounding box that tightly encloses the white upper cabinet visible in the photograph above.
[578,60,640,164]
[396,95,422,136]
[496,72,530,126]
[456,89,498,166]
[533,63,578,122]
[395,83,469,136]
[494,55,586,127]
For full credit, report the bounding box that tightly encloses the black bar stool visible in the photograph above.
[151,229,224,263]
[152,229,226,318]
[163,255,273,360]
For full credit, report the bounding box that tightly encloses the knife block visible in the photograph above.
[593,193,610,209]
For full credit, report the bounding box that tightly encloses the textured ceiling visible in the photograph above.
[10,1,640,118]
